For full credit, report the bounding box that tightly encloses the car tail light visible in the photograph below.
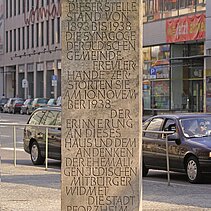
[35,104,39,107]
[209,152,211,158]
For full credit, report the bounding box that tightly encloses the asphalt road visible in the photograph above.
[1,113,211,210]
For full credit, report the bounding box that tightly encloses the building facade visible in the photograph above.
[1,0,211,114]
[142,0,211,114]
[0,0,61,99]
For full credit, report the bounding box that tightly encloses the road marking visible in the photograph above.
[1,147,24,152]
[144,178,211,189]
[0,135,10,138]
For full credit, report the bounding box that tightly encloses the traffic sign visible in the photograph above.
[22,79,28,88]
[150,67,157,79]
[52,75,57,86]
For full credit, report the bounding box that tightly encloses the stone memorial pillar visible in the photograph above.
[61,0,142,210]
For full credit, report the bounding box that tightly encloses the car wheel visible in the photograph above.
[30,141,45,165]
[143,162,149,177]
[186,156,201,183]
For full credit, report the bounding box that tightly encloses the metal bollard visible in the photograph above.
[165,135,170,186]
[45,127,49,171]
[13,126,16,167]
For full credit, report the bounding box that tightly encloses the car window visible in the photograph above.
[163,119,176,132]
[28,110,46,125]
[144,118,164,139]
[55,112,61,126]
[37,98,48,104]
[41,110,59,125]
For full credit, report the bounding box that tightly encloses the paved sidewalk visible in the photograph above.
[1,163,211,211]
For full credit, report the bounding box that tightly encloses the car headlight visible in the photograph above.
[209,152,211,158]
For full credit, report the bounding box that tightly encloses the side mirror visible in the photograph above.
[167,133,181,145]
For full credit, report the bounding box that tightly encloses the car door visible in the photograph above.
[27,110,47,155]
[160,118,183,170]
[143,117,166,169]
[42,110,61,160]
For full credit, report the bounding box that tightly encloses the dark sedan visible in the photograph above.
[143,114,211,183]
[23,107,61,165]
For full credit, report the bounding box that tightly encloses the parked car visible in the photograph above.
[20,99,33,115]
[47,98,57,107]
[11,98,25,114]
[143,114,211,183]
[56,96,61,106]
[31,98,48,111]
[3,98,22,113]
[23,107,61,165]
[0,97,9,112]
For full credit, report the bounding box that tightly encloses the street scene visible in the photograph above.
[1,0,211,210]
[1,113,211,210]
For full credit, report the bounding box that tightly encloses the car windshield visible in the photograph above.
[180,117,211,138]
[37,99,48,104]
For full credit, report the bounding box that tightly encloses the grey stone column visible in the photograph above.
[61,0,142,210]
[24,63,27,99]
[33,62,37,98]
[54,60,58,99]
[43,61,47,98]
[15,65,19,98]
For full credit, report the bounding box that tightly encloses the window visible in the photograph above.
[27,0,30,12]
[6,31,8,53]
[10,30,12,52]
[14,0,16,16]
[6,1,8,18]
[18,28,21,50]
[163,119,176,132]
[14,29,16,51]
[40,111,59,125]
[22,0,25,13]
[41,22,44,46]
[27,26,29,49]
[56,112,61,126]
[18,0,20,14]
[52,19,55,44]
[10,0,12,17]
[57,17,60,43]
[36,23,39,47]
[22,27,25,50]
[46,20,49,46]
[31,25,34,48]
[29,110,46,125]
[144,118,164,139]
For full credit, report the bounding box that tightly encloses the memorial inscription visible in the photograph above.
[62,0,141,210]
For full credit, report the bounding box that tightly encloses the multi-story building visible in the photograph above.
[1,0,211,114]
[143,0,211,114]
[0,0,61,99]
